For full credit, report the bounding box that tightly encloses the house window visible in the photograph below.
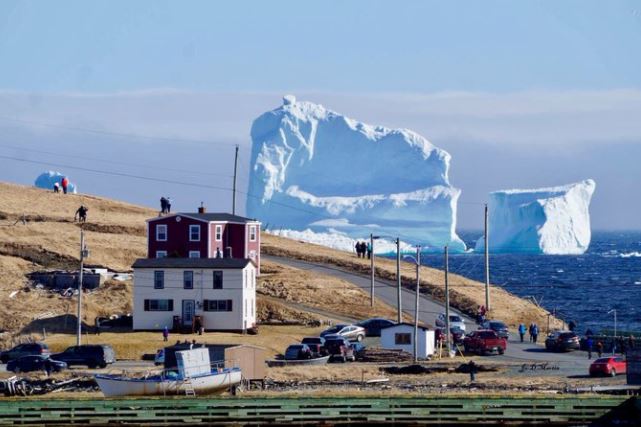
[156,251,167,258]
[154,271,164,289]
[189,251,200,258]
[144,299,173,311]
[213,271,223,289]
[183,271,194,289]
[249,225,257,242]
[215,225,222,241]
[156,224,167,241]
[203,299,233,312]
[395,333,411,345]
[189,225,200,241]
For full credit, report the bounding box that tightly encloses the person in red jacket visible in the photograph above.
[61,177,69,194]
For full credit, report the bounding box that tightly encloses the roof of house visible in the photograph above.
[132,257,254,269]
[147,212,260,224]
[381,322,431,331]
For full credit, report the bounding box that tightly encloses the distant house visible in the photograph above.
[146,209,261,274]
[380,323,435,359]
[132,258,256,332]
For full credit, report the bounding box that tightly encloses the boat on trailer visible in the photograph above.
[95,347,242,397]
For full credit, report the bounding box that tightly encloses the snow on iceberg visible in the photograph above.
[247,95,466,252]
[476,179,596,255]
[34,171,77,193]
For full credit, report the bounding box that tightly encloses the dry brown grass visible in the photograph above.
[43,325,326,359]
[262,234,562,329]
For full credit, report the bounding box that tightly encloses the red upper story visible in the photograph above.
[147,211,261,273]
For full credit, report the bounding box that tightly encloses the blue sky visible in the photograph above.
[0,1,640,230]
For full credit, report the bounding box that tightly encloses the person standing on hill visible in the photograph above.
[160,197,167,215]
[53,182,60,193]
[166,197,172,214]
[586,336,594,359]
[75,205,88,223]
[366,241,372,260]
[354,241,361,258]
[162,326,169,342]
[61,177,69,194]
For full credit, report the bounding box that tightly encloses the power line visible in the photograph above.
[0,144,234,179]
[0,115,250,149]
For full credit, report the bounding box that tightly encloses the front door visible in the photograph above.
[182,300,195,326]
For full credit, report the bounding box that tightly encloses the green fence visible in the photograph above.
[0,396,628,425]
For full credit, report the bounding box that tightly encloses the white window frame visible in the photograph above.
[189,224,200,242]
[188,251,200,258]
[249,225,257,242]
[215,224,222,241]
[156,251,167,258]
[183,271,194,289]
[156,224,167,241]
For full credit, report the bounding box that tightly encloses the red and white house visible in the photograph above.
[146,211,261,274]
[133,209,261,332]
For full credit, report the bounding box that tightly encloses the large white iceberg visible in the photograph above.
[34,171,77,193]
[476,179,596,254]
[247,95,466,252]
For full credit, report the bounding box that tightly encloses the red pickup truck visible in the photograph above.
[463,330,507,355]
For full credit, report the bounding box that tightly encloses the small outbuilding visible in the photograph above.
[380,323,435,359]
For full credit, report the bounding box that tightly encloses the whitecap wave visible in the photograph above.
[619,252,641,258]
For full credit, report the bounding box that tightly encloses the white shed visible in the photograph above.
[380,323,435,359]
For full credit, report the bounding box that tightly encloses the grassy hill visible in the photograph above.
[0,182,561,345]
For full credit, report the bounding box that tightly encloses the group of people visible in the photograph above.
[159,197,172,215]
[517,322,540,343]
[52,177,70,194]
[354,241,372,259]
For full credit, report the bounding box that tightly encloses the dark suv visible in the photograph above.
[545,331,580,352]
[324,336,355,363]
[51,345,116,368]
[0,343,50,363]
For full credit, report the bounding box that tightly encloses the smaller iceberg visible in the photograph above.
[35,171,77,194]
[476,179,596,255]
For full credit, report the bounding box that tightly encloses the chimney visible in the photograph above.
[198,202,206,214]
[225,246,233,258]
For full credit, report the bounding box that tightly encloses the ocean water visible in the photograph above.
[417,231,641,335]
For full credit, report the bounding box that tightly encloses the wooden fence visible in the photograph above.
[0,396,629,425]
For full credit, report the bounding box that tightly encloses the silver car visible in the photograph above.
[435,313,466,332]
[320,324,366,342]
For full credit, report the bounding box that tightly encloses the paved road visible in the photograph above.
[266,255,593,375]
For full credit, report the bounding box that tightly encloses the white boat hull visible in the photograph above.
[95,369,242,397]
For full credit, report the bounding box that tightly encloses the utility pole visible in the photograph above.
[232,145,239,215]
[76,229,89,346]
[608,309,617,353]
[396,237,402,323]
[484,203,490,311]
[444,245,451,357]
[413,246,421,363]
[370,233,375,307]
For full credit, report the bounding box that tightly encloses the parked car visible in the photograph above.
[324,337,356,362]
[545,331,580,352]
[51,345,115,369]
[435,313,466,332]
[480,321,509,339]
[463,330,507,355]
[589,356,627,377]
[7,355,67,374]
[301,337,327,356]
[356,318,396,337]
[154,349,165,366]
[284,344,313,360]
[320,324,366,342]
[0,342,50,364]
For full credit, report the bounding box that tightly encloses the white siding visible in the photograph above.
[133,263,257,331]
[380,324,435,359]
